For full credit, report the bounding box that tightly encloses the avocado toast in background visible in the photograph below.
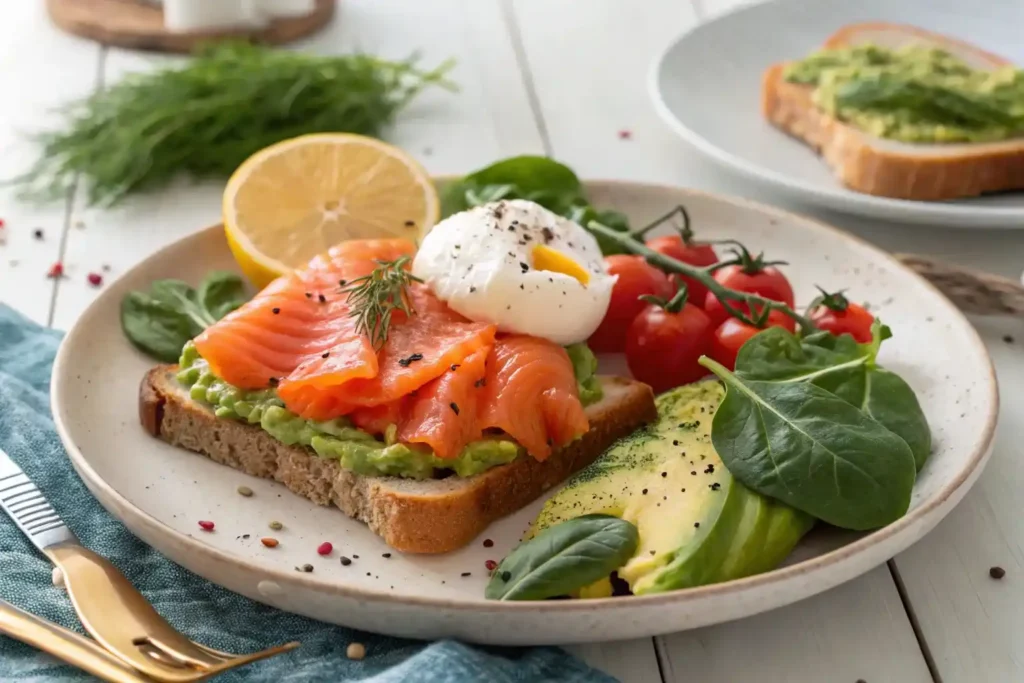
[762,23,1024,200]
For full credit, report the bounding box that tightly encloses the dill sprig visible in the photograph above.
[10,42,455,207]
[341,256,422,349]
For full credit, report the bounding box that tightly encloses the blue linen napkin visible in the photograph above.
[0,305,614,683]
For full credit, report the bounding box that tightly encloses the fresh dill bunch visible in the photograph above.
[13,42,455,207]
[341,256,422,349]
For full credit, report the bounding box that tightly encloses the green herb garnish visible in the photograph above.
[341,256,422,349]
[14,42,454,206]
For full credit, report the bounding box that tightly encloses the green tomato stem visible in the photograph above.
[588,220,818,331]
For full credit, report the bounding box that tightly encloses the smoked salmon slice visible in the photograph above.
[478,335,590,461]
[192,239,590,463]
[398,348,489,459]
[193,239,414,390]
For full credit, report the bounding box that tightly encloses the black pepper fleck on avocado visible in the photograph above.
[710,482,721,491]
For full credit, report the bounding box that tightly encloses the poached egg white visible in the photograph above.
[412,199,615,345]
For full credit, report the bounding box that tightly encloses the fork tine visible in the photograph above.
[189,642,238,661]
[195,642,301,678]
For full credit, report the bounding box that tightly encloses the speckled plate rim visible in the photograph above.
[647,0,1024,228]
[51,179,998,617]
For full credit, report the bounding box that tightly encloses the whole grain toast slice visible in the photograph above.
[761,22,1024,200]
[140,366,656,554]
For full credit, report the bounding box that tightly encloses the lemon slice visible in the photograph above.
[223,133,439,288]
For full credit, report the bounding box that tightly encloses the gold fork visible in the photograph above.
[45,543,298,682]
[0,449,299,682]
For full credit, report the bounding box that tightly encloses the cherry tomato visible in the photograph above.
[809,292,875,343]
[589,255,673,352]
[626,300,713,393]
[709,310,794,371]
[645,234,718,306]
[703,263,795,327]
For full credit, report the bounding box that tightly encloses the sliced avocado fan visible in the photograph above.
[530,380,813,596]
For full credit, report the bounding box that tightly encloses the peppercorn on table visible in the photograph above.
[2,1,1023,681]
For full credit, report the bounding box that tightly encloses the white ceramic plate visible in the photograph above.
[649,0,1024,228]
[52,182,997,644]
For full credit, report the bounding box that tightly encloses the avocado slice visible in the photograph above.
[530,379,812,595]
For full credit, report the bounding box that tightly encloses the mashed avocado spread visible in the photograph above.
[784,44,1024,143]
[177,341,603,480]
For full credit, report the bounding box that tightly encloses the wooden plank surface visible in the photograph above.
[508,1,938,681]
[0,2,100,326]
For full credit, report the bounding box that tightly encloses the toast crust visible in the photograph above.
[761,22,1024,201]
[140,366,657,554]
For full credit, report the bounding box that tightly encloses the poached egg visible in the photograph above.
[412,199,615,345]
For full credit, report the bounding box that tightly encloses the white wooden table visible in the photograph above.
[3,2,1023,681]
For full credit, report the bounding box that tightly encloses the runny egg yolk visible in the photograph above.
[532,244,590,285]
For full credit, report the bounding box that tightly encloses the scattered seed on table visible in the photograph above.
[301,564,314,573]
[261,537,279,548]
[346,642,366,660]
[485,560,497,571]
[198,520,215,532]
[340,556,352,566]
[382,553,391,559]
[47,262,64,278]
[318,542,333,556]
[460,572,471,577]
[482,539,494,548]
[269,520,283,531]
[87,272,103,287]
[33,228,43,240]
[990,566,1006,579]
[618,129,632,140]
[52,567,64,587]
[1003,335,1014,344]
[237,485,253,497]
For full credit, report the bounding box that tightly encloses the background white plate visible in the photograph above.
[649,0,1024,228]
[52,182,997,644]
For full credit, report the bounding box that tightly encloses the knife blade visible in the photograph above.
[0,448,78,551]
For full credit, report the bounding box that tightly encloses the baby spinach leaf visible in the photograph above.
[441,155,630,255]
[120,293,199,363]
[485,514,639,600]
[701,356,917,530]
[735,323,931,470]
[121,272,250,363]
[197,271,248,321]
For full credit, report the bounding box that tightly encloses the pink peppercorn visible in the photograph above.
[47,262,64,278]
[618,129,632,140]
[317,542,333,556]
[87,272,102,287]
[485,559,497,571]
[198,520,215,531]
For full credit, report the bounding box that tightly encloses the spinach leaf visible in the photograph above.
[485,514,638,600]
[735,323,931,470]
[700,356,917,531]
[441,155,630,255]
[121,272,250,363]
[120,293,199,363]
[198,271,248,321]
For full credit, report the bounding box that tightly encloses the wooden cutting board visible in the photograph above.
[46,0,336,53]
